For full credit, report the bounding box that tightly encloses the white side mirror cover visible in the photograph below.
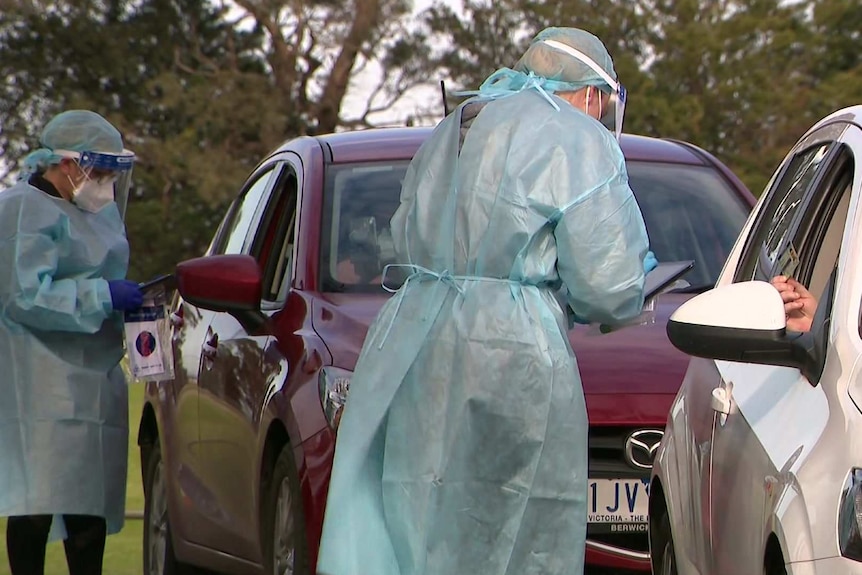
[669,281,786,331]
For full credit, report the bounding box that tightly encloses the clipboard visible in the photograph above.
[644,260,695,300]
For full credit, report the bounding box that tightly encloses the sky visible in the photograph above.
[340,0,463,128]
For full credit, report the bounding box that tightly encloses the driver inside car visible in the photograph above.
[335,214,391,285]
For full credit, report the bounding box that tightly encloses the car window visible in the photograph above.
[320,159,749,294]
[321,163,405,292]
[734,142,835,283]
[808,173,851,298]
[249,162,299,303]
[211,167,275,256]
[626,162,749,290]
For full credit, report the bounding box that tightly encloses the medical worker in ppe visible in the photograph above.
[0,110,142,575]
[317,27,656,575]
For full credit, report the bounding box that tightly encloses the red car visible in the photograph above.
[138,127,754,575]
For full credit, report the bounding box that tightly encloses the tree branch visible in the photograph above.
[297,28,321,110]
[315,0,382,132]
[338,117,375,129]
[173,48,216,77]
[353,71,428,125]
[187,15,221,74]
[231,0,297,104]
[0,162,13,185]
[0,0,36,15]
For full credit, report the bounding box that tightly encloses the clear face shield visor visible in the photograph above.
[56,148,136,217]
[541,40,627,140]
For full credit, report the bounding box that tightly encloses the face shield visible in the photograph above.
[56,148,136,218]
[541,40,627,140]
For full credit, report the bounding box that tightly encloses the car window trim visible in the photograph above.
[260,153,304,308]
[240,163,283,256]
[761,143,844,282]
[250,163,290,261]
[258,164,300,305]
[733,125,850,283]
[791,149,854,287]
[211,163,279,256]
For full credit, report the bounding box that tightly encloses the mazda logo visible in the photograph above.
[625,429,664,470]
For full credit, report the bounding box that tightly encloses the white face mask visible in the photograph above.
[68,174,115,213]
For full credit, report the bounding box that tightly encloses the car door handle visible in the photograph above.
[170,311,184,329]
[711,387,732,415]
[202,333,219,359]
[711,380,734,426]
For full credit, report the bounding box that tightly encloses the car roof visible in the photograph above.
[298,126,712,166]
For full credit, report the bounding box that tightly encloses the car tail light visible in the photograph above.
[318,367,352,430]
[839,468,862,561]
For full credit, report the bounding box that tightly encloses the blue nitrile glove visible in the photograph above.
[644,250,658,274]
[108,279,143,311]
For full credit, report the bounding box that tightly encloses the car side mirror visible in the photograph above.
[666,280,827,385]
[175,254,268,334]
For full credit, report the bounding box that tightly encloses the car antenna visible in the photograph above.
[440,80,449,117]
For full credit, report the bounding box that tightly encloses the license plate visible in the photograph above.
[588,478,649,524]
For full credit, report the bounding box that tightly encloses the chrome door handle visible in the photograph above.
[711,380,734,426]
[711,387,732,415]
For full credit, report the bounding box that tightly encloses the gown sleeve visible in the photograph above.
[0,193,114,333]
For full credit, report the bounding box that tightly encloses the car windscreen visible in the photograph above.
[627,161,750,291]
[320,160,750,293]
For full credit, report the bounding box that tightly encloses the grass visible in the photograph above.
[0,383,146,575]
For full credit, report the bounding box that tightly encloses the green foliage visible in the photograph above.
[414,0,862,197]
[0,0,278,279]
[0,0,413,280]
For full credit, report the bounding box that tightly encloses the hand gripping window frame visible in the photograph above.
[541,39,628,140]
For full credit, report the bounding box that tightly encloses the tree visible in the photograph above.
[804,0,862,122]
[413,0,847,197]
[634,0,815,194]
[0,0,424,280]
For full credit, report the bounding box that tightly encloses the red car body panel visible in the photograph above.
[141,126,755,574]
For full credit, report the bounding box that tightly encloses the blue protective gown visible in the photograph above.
[317,90,650,575]
[0,180,130,535]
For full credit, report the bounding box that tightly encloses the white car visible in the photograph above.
[648,105,862,575]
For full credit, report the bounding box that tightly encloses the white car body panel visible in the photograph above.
[652,106,862,575]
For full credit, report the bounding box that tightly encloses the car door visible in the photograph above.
[169,162,278,551]
[706,123,856,573]
[162,288,220,546]
[163,163,278,546]
[196,156,300,561]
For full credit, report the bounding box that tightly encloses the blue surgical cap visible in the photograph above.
[20,110,124,179]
